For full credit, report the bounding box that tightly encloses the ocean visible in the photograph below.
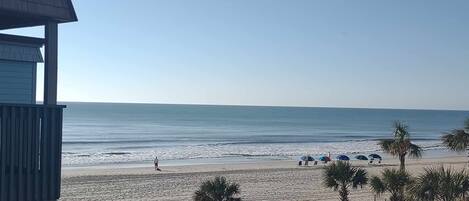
[61,102,468,167]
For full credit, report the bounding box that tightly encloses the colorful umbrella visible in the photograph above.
[300,155,314,161]
[368,154,382,160]
[355,155,368,160]
[319,156,331,161]
[336,155,350,161]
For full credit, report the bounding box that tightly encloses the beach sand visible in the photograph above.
[60,155,468,201]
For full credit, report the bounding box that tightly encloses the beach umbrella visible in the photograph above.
[368,154,382,160]
[355,155,368,160]
[300,155,314,161]
[336,155,350,161]
[319,156,331,162]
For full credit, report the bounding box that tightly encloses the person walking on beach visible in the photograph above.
[154,156,161,171]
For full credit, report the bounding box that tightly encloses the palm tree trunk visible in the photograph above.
[399,154,405,171]
[339,184,349,201]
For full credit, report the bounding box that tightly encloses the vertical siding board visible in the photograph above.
[56,108,63,198]
[33,107,40,201]
[25,107,33,201]
[9,106,16,200]
[0,106,7,200]
[18,107,24,201]
[14,106,19,201]
[40,107,48,200]
[44,108,50,199]
[49,108,57,199]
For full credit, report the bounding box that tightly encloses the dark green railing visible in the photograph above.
[0,104,65,201]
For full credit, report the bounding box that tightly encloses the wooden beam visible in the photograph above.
[44,22,58,105]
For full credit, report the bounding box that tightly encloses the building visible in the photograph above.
[0,35,43,104]
[0,0,77,200]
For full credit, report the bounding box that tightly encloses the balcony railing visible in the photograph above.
[0,103,65,201]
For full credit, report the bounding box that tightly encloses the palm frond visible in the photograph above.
[408,143,422,158]
[323,163,340,190]
[379,139,399,156]
[224,183,240,199]
[442,129,469,152]
[352,169,368,189]
[193,176,242,201]
[393,121,410,140]
[322,161,368,200]
[409,167,440,201]
[370,176,386,196]
[382,169,411,193]
[409,166,469,201]
[437,166,467,201]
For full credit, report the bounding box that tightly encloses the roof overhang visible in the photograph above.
[0,33,44,62]
[0,33,45,46]
[0,0,77,30]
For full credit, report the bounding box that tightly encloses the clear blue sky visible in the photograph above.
[3,0,469,110]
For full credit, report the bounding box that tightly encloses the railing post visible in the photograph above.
[44,22,58,105]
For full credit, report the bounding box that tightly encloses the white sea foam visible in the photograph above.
[62,140,443,166]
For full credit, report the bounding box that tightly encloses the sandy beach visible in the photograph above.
[60,155,468,201]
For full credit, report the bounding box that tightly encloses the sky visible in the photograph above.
[2,0,469,110]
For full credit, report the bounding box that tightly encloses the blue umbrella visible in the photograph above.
[336,155,350,161]
[319,156,331,161]
[300,155,314,161]
[355,155,368,160]
[368,154,382,160]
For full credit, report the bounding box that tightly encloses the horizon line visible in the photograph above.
[50,100,469,112]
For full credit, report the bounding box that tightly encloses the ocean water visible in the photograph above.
[61,102,468,167]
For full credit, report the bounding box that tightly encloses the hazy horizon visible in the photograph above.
[56,101,469,112]
[2,0,469,110]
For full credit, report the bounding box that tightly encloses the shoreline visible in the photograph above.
[61,153,468,201]
[62,153,468,178]
[61,147,462,171]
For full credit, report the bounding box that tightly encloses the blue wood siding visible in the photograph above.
[0,60,36,104]
[0,104,65,201]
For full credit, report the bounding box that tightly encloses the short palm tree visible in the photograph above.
[193,176,242,201]
[379,121,423,170]
[322,161,368,201]
[409,166,469,201]
[370,168,412,201]
[442,118,469,153]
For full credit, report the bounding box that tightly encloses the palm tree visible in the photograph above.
[370,168,412,201]
[409,167,440,201]
[409,166,469,201]
[379,121,423,170]
[322,161,368,201]
[441,118,469,153]
[193,176,242,201]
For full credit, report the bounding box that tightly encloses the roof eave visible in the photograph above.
[0,0,78,30]
[0,33,45,47]
[67,0,79,23]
